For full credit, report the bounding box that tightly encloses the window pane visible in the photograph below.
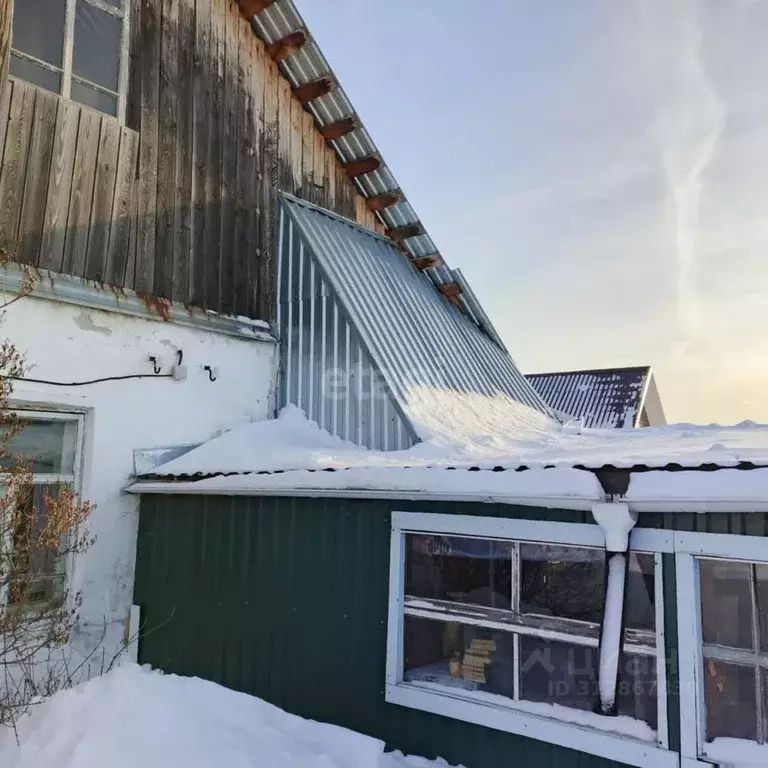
[9,54,62,94]
[704,658,757,742]
[11,0,66,67]
[700,559,754,649]
[0,419,76,474]
[519,635,598,711]
[70,80,118,117]
[8,483,65,605]
[406,535,512,610]
[520,544,603,624]
[403,616,514,697]
[626,553,655,632]
[618,653,658,730]
[756,564,768,653]
[74,1,122,92]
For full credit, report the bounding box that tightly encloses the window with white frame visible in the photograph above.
[387,513,673,766]
[676,531,768,766]
[1,411,84,605]
[10,0,130,119]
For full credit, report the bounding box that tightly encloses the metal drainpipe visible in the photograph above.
[592,502,638,716]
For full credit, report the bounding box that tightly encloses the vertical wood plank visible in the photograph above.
[190,0,211,306]
[0,78,13,168]
[323,142,336,213]
[354,192,368,228]
[85,116,120,281]
[205,0,225,310]
[301,110,314,203]
[313,126,326,208]
[18,88,58,266]
[174,0,194,304]
[276,76,291,196]
[106,127,139,285]
[62,110,100,276]
[155,0,179,299]
[248,38,264,319]
[233,16,252,317]
[289,97,303,196]
[0,81,34,254]
[135,0,161,293]
[123,163,139,289]
[39,98,80,272]
[0,0,12,103]
[219,0,238,315]
[257,55,279,320]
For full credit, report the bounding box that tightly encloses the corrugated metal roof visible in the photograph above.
[280,194,555,442]
[246,0,479,315]
[526,367,652,429]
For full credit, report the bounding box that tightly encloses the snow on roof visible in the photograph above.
[138,406,768,501]
[0,664,456,768]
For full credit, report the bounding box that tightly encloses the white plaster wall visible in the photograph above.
[2,295,276,668]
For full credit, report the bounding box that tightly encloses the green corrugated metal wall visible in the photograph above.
[133,494,768,768]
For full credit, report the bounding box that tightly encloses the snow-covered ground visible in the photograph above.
[0,665,460,768]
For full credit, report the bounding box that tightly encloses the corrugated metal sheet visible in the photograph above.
[248,0,478,312]
[277,202,417,450]
[278,195,554,445]
[526,367,651,429]
[136,494,625,768]
[136,494,768,766]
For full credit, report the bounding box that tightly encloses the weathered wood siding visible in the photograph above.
[0,0,11,105]
[0,0,383,321]
[0,78,140,284]
[126,0,383,321]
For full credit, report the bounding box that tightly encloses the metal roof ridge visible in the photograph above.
[278,192,393,245]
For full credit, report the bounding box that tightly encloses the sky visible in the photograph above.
[297,0,768,426]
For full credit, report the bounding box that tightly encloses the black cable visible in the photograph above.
[10,374,174,387]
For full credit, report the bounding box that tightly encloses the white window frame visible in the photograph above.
[0,408,86,609]
[10,0,131,122]
[386,511,676,768]
[676,530,768,767]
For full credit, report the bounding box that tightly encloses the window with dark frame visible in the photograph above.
[699,557,768,745]
[402,533,660,732]
[9,0,129,119]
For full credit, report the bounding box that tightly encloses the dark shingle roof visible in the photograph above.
[526,367,652,429]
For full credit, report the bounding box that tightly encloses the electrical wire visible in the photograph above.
[10,374,174,387]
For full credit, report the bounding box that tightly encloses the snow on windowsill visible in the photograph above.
[702,737,768,766]
[404,680,657,743]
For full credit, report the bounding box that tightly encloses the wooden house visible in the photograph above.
[4,4,768,768]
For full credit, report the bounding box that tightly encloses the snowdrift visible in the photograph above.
[0,665,456,768]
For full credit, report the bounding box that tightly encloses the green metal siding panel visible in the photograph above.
[637,512,768,536]
[134,496,615,768]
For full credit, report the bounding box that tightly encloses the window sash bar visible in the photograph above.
[9,49,64,75]
[81,0,126,18]
[404,598,657,656]
[71,73,119,98]
[62,0,76,99]
[702,643,768,669]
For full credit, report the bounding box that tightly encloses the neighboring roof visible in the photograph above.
[244,1,493,322]
[526,367,657,429]
[278,195,553,444]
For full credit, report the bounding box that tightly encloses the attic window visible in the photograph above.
[10,0,130,120]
